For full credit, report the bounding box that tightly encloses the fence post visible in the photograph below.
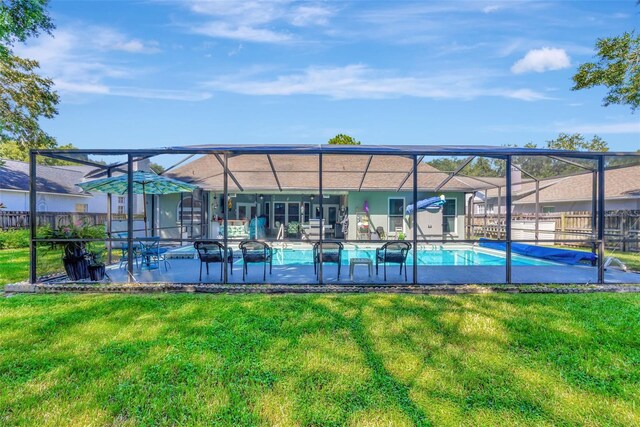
[621,210,627,252]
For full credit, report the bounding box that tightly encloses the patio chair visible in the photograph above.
[139,237,170,271]
[375,241,411,281]
[239,240,272,281]
[194,240,234,282]
[115,232,140,269]
[313,241,343,279]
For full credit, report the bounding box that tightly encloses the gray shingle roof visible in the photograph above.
[0,159,94,195]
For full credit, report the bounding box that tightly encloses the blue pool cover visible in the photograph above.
[479,238,597,265]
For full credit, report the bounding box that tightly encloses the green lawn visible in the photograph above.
[0,293,639,426]
[0,248,63,288]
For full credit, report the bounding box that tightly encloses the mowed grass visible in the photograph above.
[0,293,639,426]
[0,248,63,288]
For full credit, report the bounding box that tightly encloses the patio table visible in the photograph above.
[349,257,373,280]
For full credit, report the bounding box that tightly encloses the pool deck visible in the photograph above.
[102,258,640,285]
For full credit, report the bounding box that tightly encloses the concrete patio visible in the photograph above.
[103,257,640,285]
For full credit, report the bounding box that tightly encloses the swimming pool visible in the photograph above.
[170,245,558,266]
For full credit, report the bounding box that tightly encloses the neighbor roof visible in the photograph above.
[0,159,94,195]
[165,153,504,192]
[480,164,640,204]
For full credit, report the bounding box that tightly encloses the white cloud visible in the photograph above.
[561,122,640,134]
[511,47,571,74]
[14,26,208,102]
[206,64,549,101]
[192,22,292,43]
[184,0,334,43]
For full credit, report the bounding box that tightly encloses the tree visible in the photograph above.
[572,31,640,111]
[0,0,58,166]
[545,133,608,152]
[149,162,166,174]
[327,134,361,145]
[0,0,54,58]
[0,140,82,165]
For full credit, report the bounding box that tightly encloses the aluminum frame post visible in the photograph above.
[126,155,134,280]
[597,156,605,284]
[29,151,37,284]
[412,155,418,285]
[592,171,597,239]
[318,154,323,285]
[107,168,113,264]
[505,156,512,284]
[223,154,229,284]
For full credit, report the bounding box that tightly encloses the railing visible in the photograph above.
[0,210,146,231]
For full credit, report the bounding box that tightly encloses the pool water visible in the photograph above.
[169,245,557,266]
[266,248,557,266]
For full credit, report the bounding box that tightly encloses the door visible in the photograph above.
[237,203,259,221]
[313,204,340,233]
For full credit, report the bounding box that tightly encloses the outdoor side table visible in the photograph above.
[349,257,373,280]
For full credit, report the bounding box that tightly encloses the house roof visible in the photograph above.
[0,159,94,196]
[481,164,640,204]
[165,153,503,193]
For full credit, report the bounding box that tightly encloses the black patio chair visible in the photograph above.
[239,240,272,281]
[376,241,412,281]
[313,241,344,279]
[194,240,233,282]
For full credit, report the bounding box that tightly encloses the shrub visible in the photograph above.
[0,229,30,249]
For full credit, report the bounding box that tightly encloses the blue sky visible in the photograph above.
[15,0,640,156]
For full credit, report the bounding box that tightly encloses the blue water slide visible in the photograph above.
[405,196,446,214]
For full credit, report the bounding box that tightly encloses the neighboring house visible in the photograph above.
[0,159,108,213]
[161,154,496,241]
[476,164,640,214]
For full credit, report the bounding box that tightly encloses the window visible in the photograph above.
[443,198,457,234]
[303,202,310,223]
[288,203,300,223]
[117,205,125,215]
[75,204,88,213]
[274,202,285,227]
[264,202,270,228]
[177,195,203,224]
[388,198,405,233]
[117,196,125,204]
[543,206,555,213]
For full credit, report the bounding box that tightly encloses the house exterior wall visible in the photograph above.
[347,191,466,240]
[512,198,640,213]
[0,189,107,213]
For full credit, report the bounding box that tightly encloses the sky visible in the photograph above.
[15,0,640,159]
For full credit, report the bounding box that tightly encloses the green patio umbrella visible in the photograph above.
[77,171,198,236]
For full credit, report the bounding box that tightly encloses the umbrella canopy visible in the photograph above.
[77,171,198,236]
[77,171,197,195]
[406,195,446,214]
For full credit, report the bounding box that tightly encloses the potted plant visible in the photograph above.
[87,250,106,281]
[40,219,105,281]
[397,232,405,240]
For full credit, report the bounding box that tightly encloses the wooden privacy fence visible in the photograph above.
[0,211,143,230]
[468,210,640,252]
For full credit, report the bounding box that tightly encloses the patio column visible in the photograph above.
[497,187,502,239]
[126,155,134,281]
[29,150,37,284]
[223,153,229,284]
[592,170,597,247]
[107,168,112,264]
[505,156,512,284]
[535,180,540,242]
[318,153,323,285]
[412,155,418,285]
[597,155,605,284]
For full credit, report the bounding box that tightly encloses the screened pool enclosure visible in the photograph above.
[28,145,640,285]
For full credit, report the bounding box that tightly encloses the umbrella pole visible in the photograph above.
[143,191,148,237]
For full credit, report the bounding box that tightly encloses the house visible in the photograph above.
[0,159,108,213]
[476,164,640,214]
[159,153,497,241]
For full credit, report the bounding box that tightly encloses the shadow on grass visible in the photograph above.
[0,293,639,426]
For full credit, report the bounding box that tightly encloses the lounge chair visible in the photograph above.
[239,240,273,281]
[376,241,411,281]
[194,240,234,282]
[313,241,343,279]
